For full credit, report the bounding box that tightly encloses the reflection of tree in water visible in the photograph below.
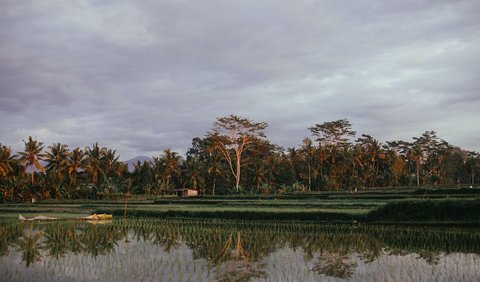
[152,220,181,252]
[211,232,267,282]
[2,218,480,275]
[43,220,88,258]
[418,250,442,265]
[81,223,121,257]
[313,252,357,279]
[44,222,71,259]
[16,222,44,267]
[130,219,154,242]
[0,222,21,256]
[298,233,382,279]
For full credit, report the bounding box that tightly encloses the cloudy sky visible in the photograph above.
[1,0,479,160]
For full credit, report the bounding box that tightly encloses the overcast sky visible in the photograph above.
[1,0,479,160]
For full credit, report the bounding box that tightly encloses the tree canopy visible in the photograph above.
[0,116,478,201]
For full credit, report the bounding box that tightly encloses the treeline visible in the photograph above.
[0,115,478,201]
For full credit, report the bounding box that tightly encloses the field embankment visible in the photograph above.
[1,188,479,224]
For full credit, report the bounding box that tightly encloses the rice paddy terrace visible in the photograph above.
[1,188,479,281]
[1,187,479,223]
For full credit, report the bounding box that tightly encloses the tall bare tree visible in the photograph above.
[208,115,268,192]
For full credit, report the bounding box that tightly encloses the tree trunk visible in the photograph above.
[235,159,241,191]
[308,161,311,191]
[234,149,242,191]
[212,174,216,196]
[416,162,420,186]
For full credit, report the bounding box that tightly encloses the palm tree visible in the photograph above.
[0,144,14,178]
[84,143,104,189]
[350,144,364,188]
[251,163,267,191]
[316,145,328,185]
[101,148,121,178]
[44,143,69,174]
[310,119,356,190]
[300,138,315,191]
[67,147,85,192]
[465,151,479,186]
[99,148,125,195]
[0,144,16,201]
[152,157,166,194]
[44,143,69,198]
[184,157,205,193]
[160,149,181,189]
[356,134,384,187]
[287,147,301,183]
[408,144,424,187]
[18,136,46,185]
[207,151,222,195]
[134,160,154,194]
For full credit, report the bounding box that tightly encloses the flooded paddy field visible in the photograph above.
[0,218,479,281]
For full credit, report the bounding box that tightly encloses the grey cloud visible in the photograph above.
[1,0,479,159]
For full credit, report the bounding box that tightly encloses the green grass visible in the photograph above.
[367,198,480,222]
[1,188,479,223]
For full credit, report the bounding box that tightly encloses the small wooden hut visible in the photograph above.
[165,188,198,197]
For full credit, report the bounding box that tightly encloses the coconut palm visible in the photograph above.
[44,143,69,175]
[207,150,223,195]
[160,149,182,189]
[466,151,479,185]
[408,143,424,187]
[101,148,121,178]
[18,136,46,185]
[134,160,154,194]
[67,147,85,192]
[44,143,69,198]
[310,119,356,190]
[183,157,205,193]
[299,138,315,191]
[0,144,14,178]
[84,143,104,188]
[0,144,16,201]
[356,134,385,187]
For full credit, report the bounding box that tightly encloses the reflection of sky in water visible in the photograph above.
[260,248,480,281]
[1,234,479,282]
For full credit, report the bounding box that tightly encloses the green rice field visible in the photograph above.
[1,188,479,281]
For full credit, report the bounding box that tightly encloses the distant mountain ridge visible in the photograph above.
[123,156,153,172]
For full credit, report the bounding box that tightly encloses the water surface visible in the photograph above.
[0,218,479,281]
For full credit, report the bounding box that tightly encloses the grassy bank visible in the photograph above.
[366,198,480,222]
[1,188,479,224]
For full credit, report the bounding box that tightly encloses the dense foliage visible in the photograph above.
[1,116,479,201]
